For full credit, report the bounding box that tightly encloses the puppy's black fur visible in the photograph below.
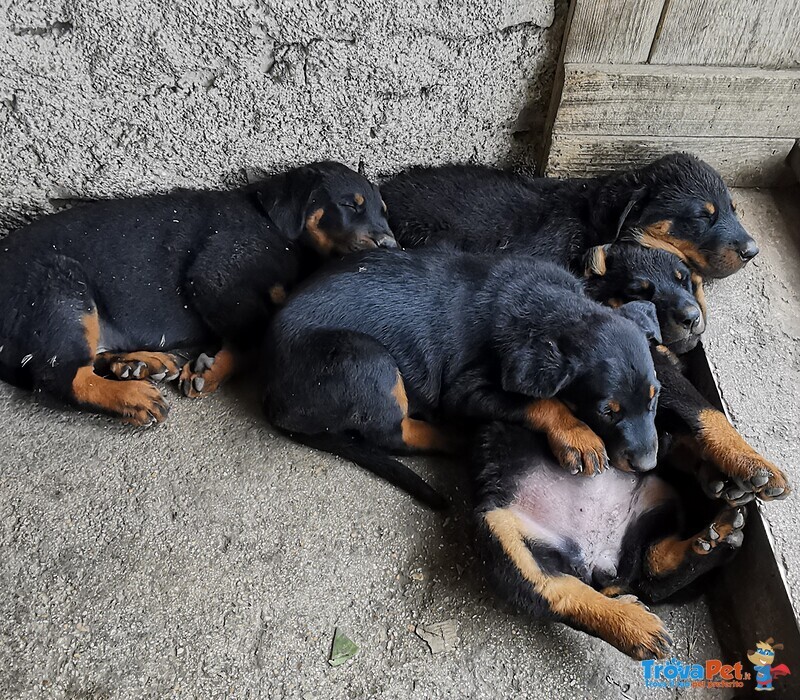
[262,249,661,509]
[0,161,396,425]
[382,152,758,279]
[585,243,704,353]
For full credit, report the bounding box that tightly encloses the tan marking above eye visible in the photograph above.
[608,400,621,413]
[704,202,716,215]
[674,269,683,281]
[353,193,365,206]
[649,385,656,399]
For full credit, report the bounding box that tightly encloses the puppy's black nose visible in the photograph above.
[677,305,701,331]
[738,239,759,262]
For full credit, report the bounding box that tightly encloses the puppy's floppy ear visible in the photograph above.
[500,336,578,398]
[256,167,323,239]
[617,300,662,343]
[616,185,648,239]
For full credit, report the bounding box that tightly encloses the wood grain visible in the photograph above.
[563,0,666,64]
[552,64,800,138]
[650,0,800,68]
[545,133,796,186]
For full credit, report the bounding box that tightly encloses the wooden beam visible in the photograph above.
[563,0,666,64]
[553,64,800,138]
[649,0,800,68]
[546,134,796,187]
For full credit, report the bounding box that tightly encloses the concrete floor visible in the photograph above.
[1,188,797,699]
[703,188,800,615]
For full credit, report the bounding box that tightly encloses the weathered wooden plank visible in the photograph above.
[563,0,666,64]
[650,0,800,68]
[545,134,796,187]
[553,64,800,138]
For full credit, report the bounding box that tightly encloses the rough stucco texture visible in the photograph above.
[0,0,563,234]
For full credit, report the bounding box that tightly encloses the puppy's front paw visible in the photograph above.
[549,424,609,476]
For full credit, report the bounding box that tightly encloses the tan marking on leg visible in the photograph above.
[269,284,287,305]
[698,409,789,496]
[180,347,237,398]
[71,312,169,425]
[401,417,451,452]
[392,371,409,415]
[82,310,100,355]
[305,208,333,254]
[606,298,623,309]
[647,507,743,577]
[525,399,607,476]
[646,536,693,577]
[484,508,671,660]
[601,585,628,598]
[72,367,169,425]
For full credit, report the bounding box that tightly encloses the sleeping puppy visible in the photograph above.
[584,243,705,354]
[383,155,787,504]
[262,249,662,509]
[381,152,758,279]
[474,421,747,661]
[0,162,396,425]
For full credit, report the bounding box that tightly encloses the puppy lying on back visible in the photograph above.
[381,152,758,279]
[262,249,662,509]
[474,422,747,660]
[0,162,396,425]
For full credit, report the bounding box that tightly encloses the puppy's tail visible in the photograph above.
[286,431,449,511]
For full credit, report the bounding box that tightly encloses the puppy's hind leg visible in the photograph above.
[264,329,447,509]
[478,507,673,660]
[639,505,747,602]
[1,258,168,426]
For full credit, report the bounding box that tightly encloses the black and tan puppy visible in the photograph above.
[382,152,758,279]
[262,249,662,509]
[0,162,396,425]
[383,154,787,503]
[584,243,705,353]
[474,421,747,660]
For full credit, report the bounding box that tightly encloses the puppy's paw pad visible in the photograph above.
[107,352,183,382]
[692,506,747,555]
[180,353,220,398]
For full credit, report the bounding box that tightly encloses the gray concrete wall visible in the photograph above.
[0,0,564,234]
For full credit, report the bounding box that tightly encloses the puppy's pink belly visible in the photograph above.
[511,465,672,575]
